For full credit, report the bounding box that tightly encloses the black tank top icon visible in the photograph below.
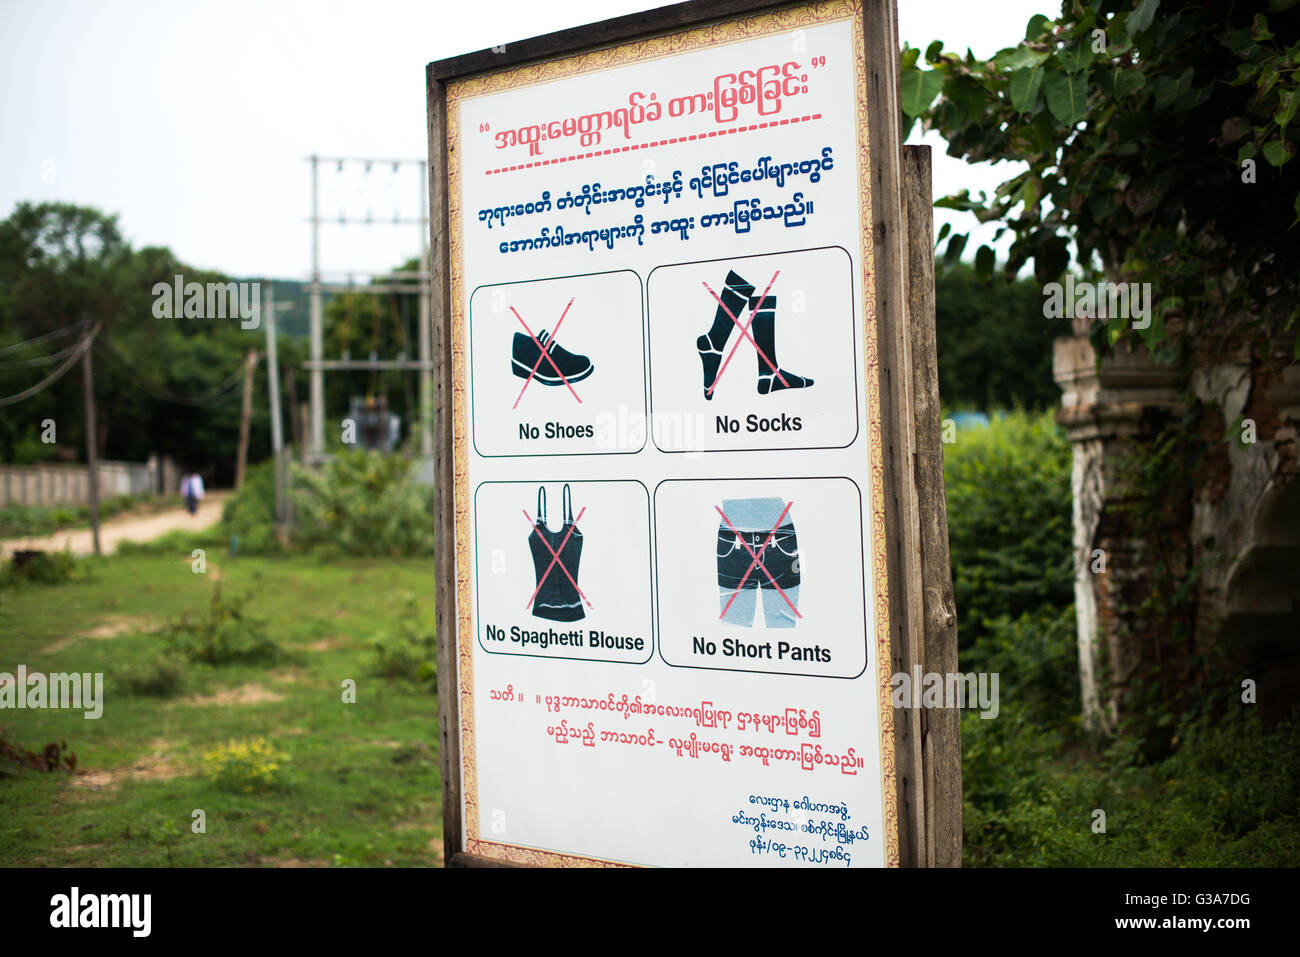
[528,484,584,621]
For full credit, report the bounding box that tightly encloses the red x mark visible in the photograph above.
[703,271,786,396]
[716,500,802,621]
[511,299,582,408]
[522,506,593,611]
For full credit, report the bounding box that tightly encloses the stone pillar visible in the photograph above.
[1053,325,1182,731]
[1191,352,1300,717]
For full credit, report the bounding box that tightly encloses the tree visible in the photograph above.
[934,260,1063,410]
[0,202,268,480]
[0,203,134,461]
[903,0,1299,357]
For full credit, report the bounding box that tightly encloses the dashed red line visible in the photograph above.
[483,113,823,176]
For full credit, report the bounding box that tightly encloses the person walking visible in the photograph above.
[180,471,205,515]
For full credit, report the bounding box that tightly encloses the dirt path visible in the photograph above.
[0,493,229,558]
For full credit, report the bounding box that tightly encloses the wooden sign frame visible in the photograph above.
[427,0,959,868]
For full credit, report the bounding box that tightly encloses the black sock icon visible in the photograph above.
[751,294,813,395]
[696,270,813,399]
[697,270,754,400]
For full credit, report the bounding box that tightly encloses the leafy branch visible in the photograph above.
[902,0,1300,359]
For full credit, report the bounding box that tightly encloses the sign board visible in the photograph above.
[428,0,933,867]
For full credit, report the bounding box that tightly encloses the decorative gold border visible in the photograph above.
[445,0,898,868]
[847,2,900,870]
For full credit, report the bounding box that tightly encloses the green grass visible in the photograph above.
[0,550,442,867]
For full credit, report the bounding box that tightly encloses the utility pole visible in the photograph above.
[309,154,325,461]
[81,323,101,556]
[264,284,285,527]
[284,349,301,454]
[235,348,259,489]
[303,155,432,470]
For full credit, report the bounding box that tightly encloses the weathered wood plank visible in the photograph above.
[902,143,962,867]
[427,65,464,867]
[863,0,927,868]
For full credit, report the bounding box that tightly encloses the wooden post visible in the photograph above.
[903,144,962,866]
[862,0,932,867]
[235,348,259,490]
[426,64,462,869]
[81,324,101,556]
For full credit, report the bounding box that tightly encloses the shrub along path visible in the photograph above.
[0,493,227,559]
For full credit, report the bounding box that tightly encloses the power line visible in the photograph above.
[0,319,92,357]
[0,325,96,407]
[0,337,86,369]
[0,321,254,409]
[95,337,248,407]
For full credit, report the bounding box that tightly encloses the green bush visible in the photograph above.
[121,656,188,697]
[943,410,1073,650]
[289,450,435,557]
[0,506,48,538]
[962,706,1300,867]
[162,587,280,665]
[218,451,435,558]
[50,506,78,526]
[0,492,174,538]
[9,433,58,466]
[0,548,80,588]
[369,591,436,689]
[1157,712,1300,852]
[203,737,288,794]
[219,459,284,555]
[962,604,1079,726]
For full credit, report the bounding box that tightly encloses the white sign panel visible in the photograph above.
[444,0,897,867]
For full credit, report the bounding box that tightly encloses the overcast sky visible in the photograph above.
[0,0,1048,280]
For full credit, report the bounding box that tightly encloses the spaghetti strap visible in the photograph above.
[562,483,574,523]
[537,486,546,524]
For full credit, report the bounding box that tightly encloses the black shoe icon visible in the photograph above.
[512,330,594,386]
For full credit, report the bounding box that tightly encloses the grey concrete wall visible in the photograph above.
[0,460,162,507]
